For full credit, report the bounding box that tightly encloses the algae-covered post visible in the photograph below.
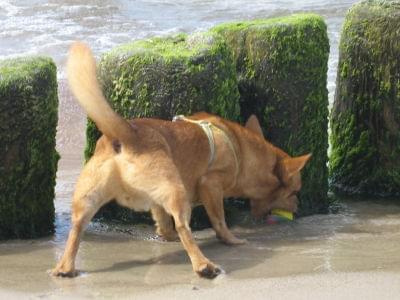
[88,32,240,225]
[213,14,330,215]
[0,57,59,239]
[330,0,400,196]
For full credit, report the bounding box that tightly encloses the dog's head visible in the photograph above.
[245,115,311,218]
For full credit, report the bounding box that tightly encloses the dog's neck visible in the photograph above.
[226,125,283,199]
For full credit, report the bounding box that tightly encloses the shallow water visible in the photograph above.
[2,0,400,298]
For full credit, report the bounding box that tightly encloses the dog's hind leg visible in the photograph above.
[164,187,222,278]
[198,175,246,245]
[52,198,100,277]
[52,159,114,277]
[151,205,178,241]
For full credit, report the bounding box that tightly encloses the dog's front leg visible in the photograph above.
[198,175,247,245]
[165,190,222,279]
[151,205,178,241]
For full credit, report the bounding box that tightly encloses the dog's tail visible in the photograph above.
[67,41,134,143]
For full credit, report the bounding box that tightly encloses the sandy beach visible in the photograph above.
[2,272,400,299]
[1,200,400,299]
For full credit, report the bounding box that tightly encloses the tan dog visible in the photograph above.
[52,42,311,279]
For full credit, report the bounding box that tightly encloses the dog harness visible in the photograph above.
[172,115,239,179]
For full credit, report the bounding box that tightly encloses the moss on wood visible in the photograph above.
[0,57,59,239]
[330,0,400,196]
[213,14,330,215]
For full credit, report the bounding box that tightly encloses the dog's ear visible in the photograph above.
[280,153,312,180]
[245,115,264,137]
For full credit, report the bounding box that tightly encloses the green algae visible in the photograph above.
[0,57,59,239]
[213,14,330,215]
[330,0,400,196]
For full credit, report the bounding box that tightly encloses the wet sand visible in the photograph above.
[1,199,400,299]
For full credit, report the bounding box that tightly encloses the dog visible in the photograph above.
[52,42,311,279]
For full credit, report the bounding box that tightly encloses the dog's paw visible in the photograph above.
[50,267,79,278]
[159,232,180,242]
[217,233,248,245]
[196,262,224,279]
[222,236,248,245]
[156,228,179,242]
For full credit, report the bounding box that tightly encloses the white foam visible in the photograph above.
[0,0,19,17]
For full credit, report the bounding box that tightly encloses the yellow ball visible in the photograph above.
[271,209,293,221]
